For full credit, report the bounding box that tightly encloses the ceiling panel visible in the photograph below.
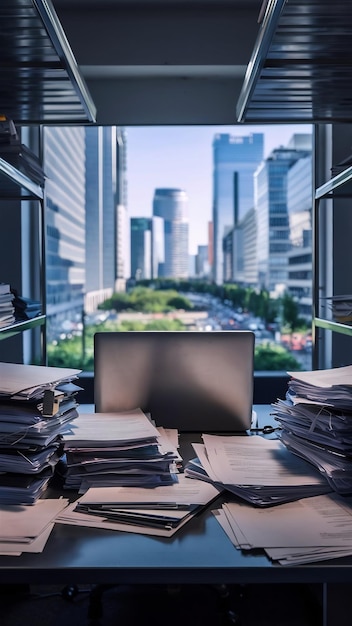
[236,0,352,123]
[0,0,96,124]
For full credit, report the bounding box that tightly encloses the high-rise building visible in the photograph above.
[195,245,210,278]
[225,207,258,287]
[85,126,128,309]
[151,215,165,278]
[153,188,189,279]
[115,128,128,290]
[130,216,165,280]
[212,132,264,284]
[130,218,152,280]
[44,126,86,340]
[85,126,116,293]
[286,152,313,320]
[255,134,312,294]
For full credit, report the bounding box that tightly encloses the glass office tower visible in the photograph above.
[287,152,313,319]
[131,216,165,280]
[85,126,121,294]
[255,135,312,294]
[130,218,152,280]
[85,126,116,293]
[85,126,128,309]
[115,127,128,290]
[44,126,86,341]
[212,132,264,284]
[153,188,189,279]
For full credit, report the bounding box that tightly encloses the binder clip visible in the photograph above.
[42,389,59,417]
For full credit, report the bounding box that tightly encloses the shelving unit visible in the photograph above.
[0,316,47,341]
[236,0,352,124]
[1,0,96,125]
[235,0,352,370]
[312,165,352,367]
[0,154,46,359]
[0,0,96,364]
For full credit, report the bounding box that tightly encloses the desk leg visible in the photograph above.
[323,583,328,626]
[87,584,117,626]
[214,583,244,625]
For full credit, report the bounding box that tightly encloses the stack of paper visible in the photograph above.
[0,497,69,556]
[0,362,81,504]
[0,282,15,328]
[61,410,182,492]
[11,290,42,321]
[214,491,352,565]
[323,294,352,324]
[56,474,222,537]
[272,365,352,494]
[184,434,331,507]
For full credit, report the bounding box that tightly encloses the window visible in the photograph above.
[42,124,313,397]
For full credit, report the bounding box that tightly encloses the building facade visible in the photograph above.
[255,134,312,295]
[44,126,86,340]
[153,188,189,279]
[212,132,264,284]
[130,217,152,280]
[115,127,128,291]
[286,152,313,320]
[85,126,115,294]
[85,126,128,310]
[130,216,165,281]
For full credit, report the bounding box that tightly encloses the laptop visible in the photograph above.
[94,330,255,432]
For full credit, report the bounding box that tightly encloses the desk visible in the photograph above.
[0,406,352,590]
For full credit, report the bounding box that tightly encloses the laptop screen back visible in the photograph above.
[94,330,254,432]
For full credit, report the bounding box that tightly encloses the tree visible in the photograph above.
[281,292,300,331]
[254,343,302,371]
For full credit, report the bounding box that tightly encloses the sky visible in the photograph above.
[125,124,312,255]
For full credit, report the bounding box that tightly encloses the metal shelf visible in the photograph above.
[236,0,352,123]
[314,317,352,338]
[313,161,352,366]
[0,315,46,340]
[0,0,96,124]
[0,157,43,199]
[0,154,46,360]
[315,165,352,201]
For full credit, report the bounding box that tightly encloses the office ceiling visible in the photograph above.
[1,0,264,126]
[51,0,263,125]
[7,0,352,127]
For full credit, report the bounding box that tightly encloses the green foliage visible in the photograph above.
[47,317,186,370]
[166,295,193,310]
[48,279,308,375]
[280,292,301,331]
[254,343,302,371]
[99,286,193,314]
[119,319,185,331]
[47,336,94,371]
[137,279,280,325]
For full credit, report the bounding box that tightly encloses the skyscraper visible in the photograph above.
[85,126,116,293]
[44,126,86,340]
[130,218,152,280]
[130,216,165,280]
[116,127,128,290]
[85,126,128,308]
[153,188,189,279]
[287,149,313,319]
[255,134,312,293]
[212,132,264,284]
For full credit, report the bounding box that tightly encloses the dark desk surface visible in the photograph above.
[1,406,352,586]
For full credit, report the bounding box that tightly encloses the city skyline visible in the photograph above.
[125,124,312,255]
